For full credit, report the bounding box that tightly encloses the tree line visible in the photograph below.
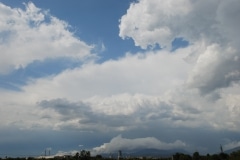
[1,149,240,160]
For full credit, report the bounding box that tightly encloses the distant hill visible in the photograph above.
[124,148,189,157]
[224,146,240,154]
[100,148,189,158]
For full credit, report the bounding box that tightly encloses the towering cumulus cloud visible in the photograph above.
[119,0,240,93]
[119,0,192,49]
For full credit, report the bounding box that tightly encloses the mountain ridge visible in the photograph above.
[224,146,240,154]
[100,148,189,158]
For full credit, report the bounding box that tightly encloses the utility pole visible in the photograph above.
[220,144,223,153]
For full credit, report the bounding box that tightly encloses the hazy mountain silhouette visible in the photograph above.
[224,146,240,154]
[101,148,189,158]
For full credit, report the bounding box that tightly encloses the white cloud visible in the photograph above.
[0,2,93,74]
[119,0,240,50]
[0,42,239,132]
[186,43,240,94]
[119,0,192,49]
[92,135,186,154]
[55,150,78,157]
[22,48,191,101]
[0,0,239,136]
[0,2,193,132]
[120,0,240,93]
[216,0,240,49]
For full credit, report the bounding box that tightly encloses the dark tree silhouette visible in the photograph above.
[75,152,80,160]
[79,150,91,160]
[192,151,200,160]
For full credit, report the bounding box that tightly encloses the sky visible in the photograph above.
[0,0,240,157]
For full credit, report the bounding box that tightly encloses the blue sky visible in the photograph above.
[14,0,142,60]
[0,0,240,157]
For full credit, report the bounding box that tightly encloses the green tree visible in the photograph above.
[95,155,102,159]
[80,150,91,160]
[75,152,80,160]
[211,154,220,160]
[192,151,200,160]
[219,152,229,160]
[172,153,191,160]
[229,150,240,160]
